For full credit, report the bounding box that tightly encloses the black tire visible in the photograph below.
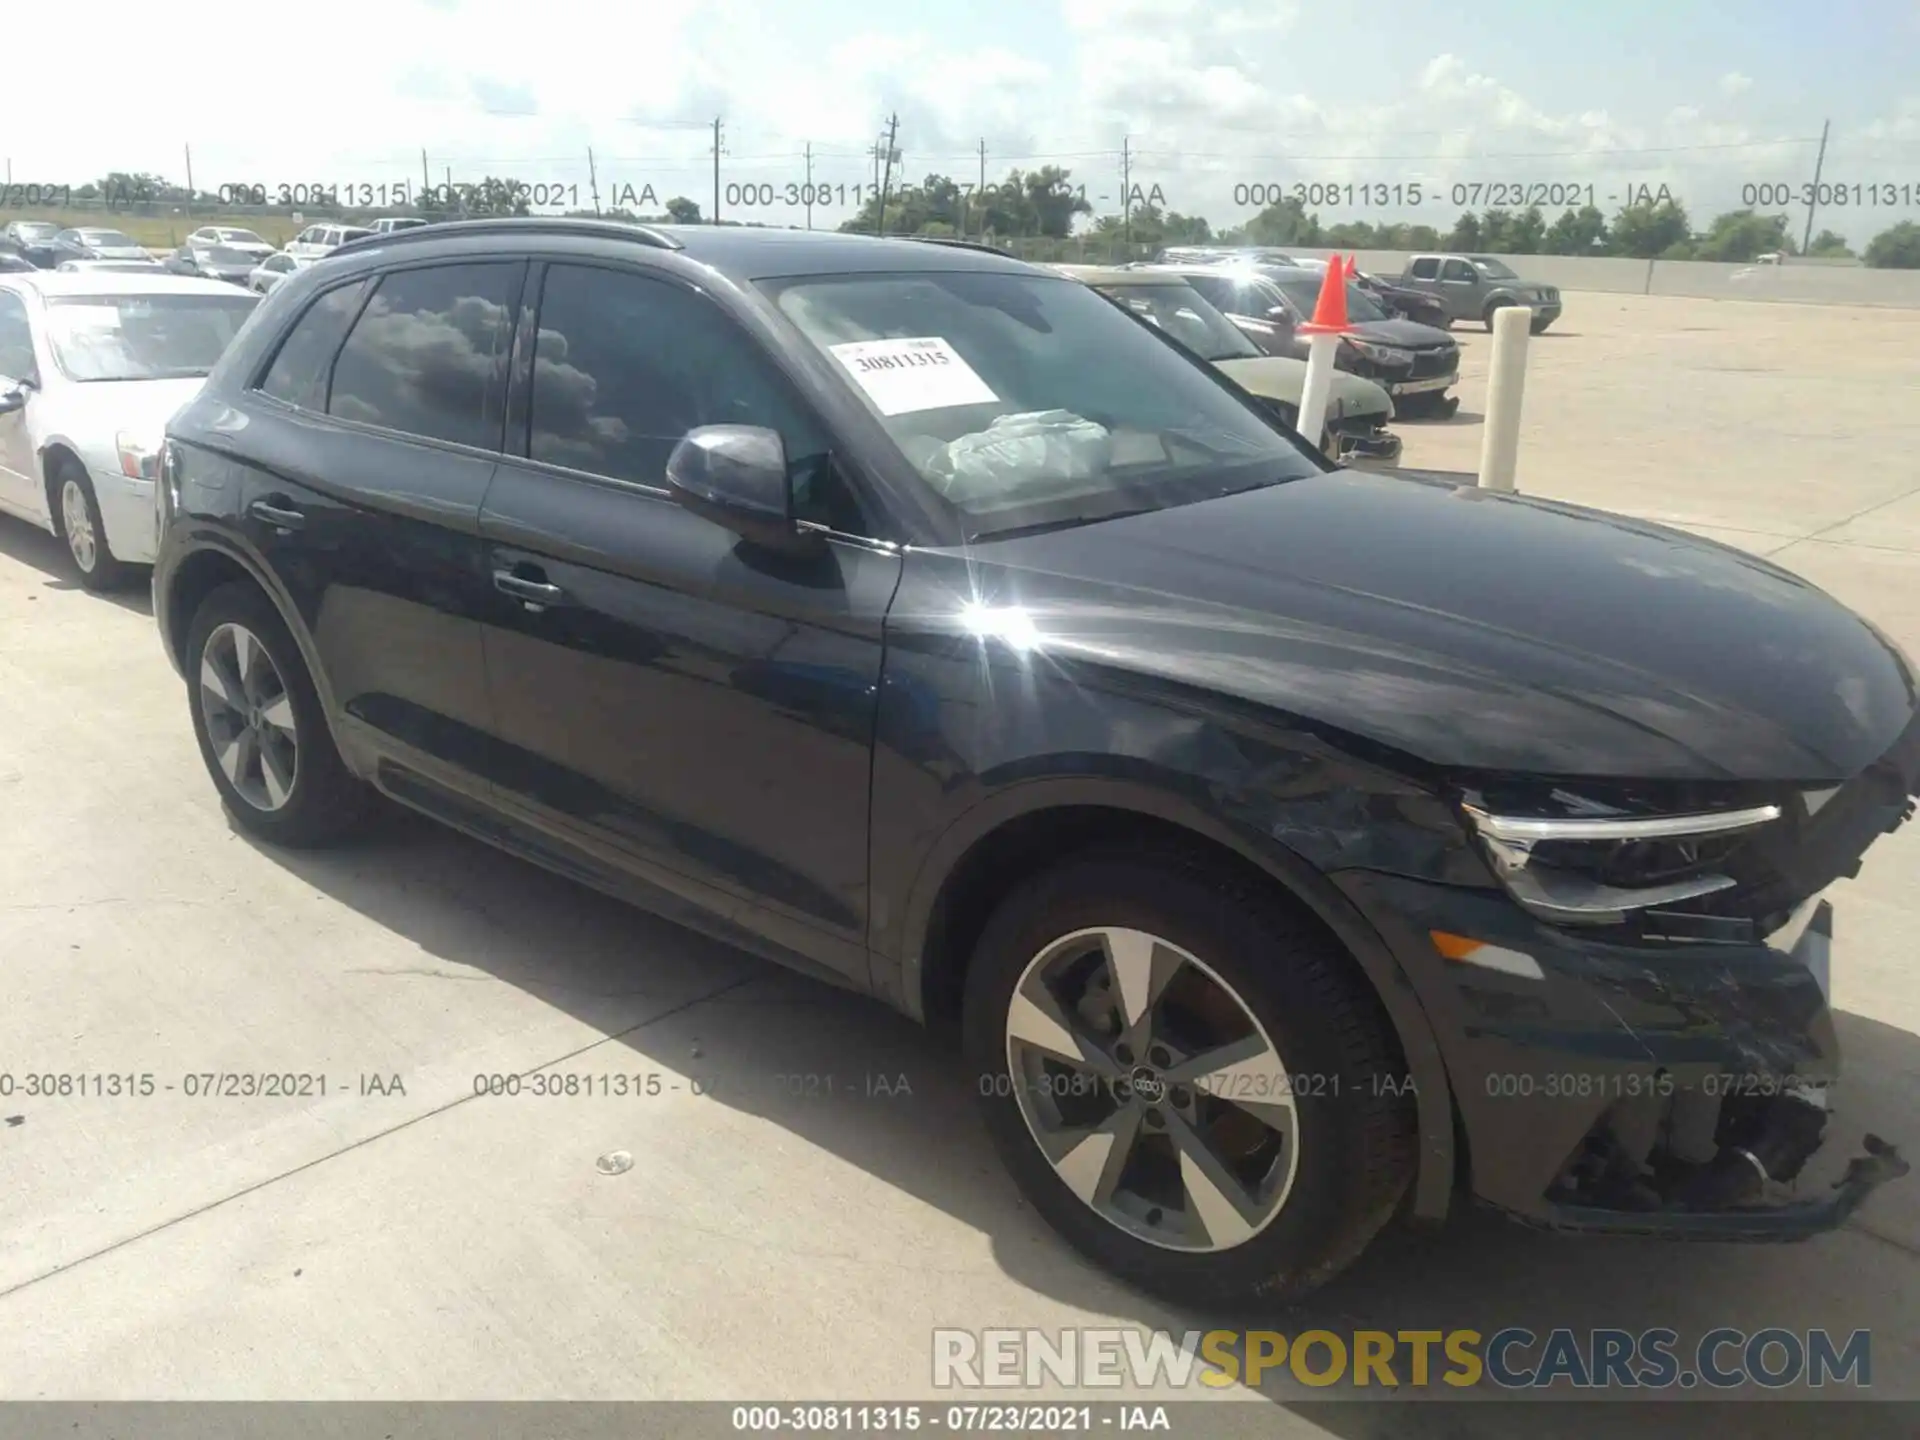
[1482,299,1508,332]
[185,580,370,847]
[49,454,133,592]
[962,846,1415,1308]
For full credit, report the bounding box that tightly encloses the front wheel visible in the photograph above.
[963,848,1415,1308]
[1529,316,1554,335]
[52,457,132,592]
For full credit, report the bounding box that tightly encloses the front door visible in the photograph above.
[477,260,898,985]
[0,290,43,520]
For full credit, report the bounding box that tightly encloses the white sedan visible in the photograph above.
[247,250,316,293]
[0,272,259,589]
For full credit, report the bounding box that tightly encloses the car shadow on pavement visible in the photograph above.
[0,517,153,617]
[236,805,1918,1430]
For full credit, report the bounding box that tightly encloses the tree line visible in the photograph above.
[22,168,1920,268]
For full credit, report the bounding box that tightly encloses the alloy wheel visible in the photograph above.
[1003,926,1299,1252]
[61,479,96,573]
[198,622,300,812]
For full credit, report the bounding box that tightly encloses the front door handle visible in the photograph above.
[494,569,566,606]
[249,498,305,530]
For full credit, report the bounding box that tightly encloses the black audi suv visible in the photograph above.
[152,219,1912,1307]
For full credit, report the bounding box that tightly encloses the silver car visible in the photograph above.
[246,251,316,293]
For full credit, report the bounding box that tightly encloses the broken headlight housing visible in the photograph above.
[1458,787,1783,926]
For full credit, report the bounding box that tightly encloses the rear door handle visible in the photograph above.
[249,499,305,530]
[493,569,566,606]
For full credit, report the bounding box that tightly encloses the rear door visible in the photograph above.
[239,260,523,805]
[476,258,898,984]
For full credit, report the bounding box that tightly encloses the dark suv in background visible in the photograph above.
[153,220,1911,1307]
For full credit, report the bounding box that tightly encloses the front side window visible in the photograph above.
[258,279,370,409]
[769,269,1318,539]
[1440,259,1476,281]
[0,292,35,378]
[44,293,258,382]
[326,263,517,447]
[526,264,858,529]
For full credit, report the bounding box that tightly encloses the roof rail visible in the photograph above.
[329,217,684,259]
[898,235,1013,256]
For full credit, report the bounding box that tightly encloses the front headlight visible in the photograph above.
[116,432,160,483]
[1348,338,1413,366]
[1460,795,1782,925]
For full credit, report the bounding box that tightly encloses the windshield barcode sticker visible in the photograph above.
[828,336,998,416]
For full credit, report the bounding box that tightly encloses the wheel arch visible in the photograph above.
[897,779,1458,1221]
[161,536,348,749]
[38,439,87,528]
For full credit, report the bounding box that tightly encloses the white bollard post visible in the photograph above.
[1295,331,1344,457]
[1477,304,1533,492]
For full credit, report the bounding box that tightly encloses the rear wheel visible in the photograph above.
[51,456,132,592]
[963,848,1415,1307]
[185,581,370,847]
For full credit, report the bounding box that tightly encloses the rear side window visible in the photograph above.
[257,280,370,410]
[1409,257,1439,279]
[327,263,518,449]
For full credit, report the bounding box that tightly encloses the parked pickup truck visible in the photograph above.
[1396,254,1562,333]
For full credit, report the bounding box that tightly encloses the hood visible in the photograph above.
[954,470,1917,781]
[88,245,151,260]
[1349,317,1455,350]
[44,378,208,472]
[1213,356,1394,420]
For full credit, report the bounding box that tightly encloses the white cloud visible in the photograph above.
[1,1,1914,243]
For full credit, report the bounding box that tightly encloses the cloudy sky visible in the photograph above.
[6,0,1919,243]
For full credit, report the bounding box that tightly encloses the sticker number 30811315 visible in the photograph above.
[828,336,999,416]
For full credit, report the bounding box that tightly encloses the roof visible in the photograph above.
[0,272,256,300]
[331,218,1046,282]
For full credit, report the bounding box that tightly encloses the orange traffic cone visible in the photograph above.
[1298,254,1352,334]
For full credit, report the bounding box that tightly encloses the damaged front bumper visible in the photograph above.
[1332,422,1403,466]
[1338,872,1911,1240]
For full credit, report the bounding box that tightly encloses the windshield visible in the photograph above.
[1264,274,1388,324]
[15,222,60,241]
[767,270,1318,540]
[45,293,259,381]
[1093,282,1258,362]
[216,229,267,245]
[339,227,374,242]
[1469,256,1519,279]
[81,231,140,248]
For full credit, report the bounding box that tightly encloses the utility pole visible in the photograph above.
[1800,118,1830,258]
[587,147,602,216]
[877,113,900,237]
[712,116,724,225]
[976,138,987,240]
[803,143,814,231]
[420,149,430,209]
[184,144,195,212]
[1120,136,1132,250]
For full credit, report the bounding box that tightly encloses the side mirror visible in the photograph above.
[0,384,29,416]
[667,425,820,556]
